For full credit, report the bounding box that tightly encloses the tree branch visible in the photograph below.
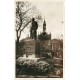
[19,20,31,38]
[21,20,31,32]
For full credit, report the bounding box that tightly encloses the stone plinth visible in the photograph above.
[21,39,40,58]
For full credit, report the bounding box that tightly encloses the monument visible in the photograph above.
[20,18,40,58]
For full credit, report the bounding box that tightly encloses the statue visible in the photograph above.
[30,18,38,40]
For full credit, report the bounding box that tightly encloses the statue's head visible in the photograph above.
[32,18,35,21]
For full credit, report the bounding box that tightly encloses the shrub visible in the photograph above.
[16,57,53,76]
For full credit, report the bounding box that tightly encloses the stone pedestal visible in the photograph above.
[22,39,40,58]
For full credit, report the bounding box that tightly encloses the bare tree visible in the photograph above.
[16,1,42,44]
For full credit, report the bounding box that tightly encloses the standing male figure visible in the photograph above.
[30,18,38,40]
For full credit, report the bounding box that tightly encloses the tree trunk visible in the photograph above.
[16,37,20,59]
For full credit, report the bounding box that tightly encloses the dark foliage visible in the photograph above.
[16,58,54,76]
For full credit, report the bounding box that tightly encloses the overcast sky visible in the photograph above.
[20,0,64,40]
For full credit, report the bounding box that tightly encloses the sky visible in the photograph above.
[20,0,64,40]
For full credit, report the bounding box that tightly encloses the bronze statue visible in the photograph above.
[30,18,38,40]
